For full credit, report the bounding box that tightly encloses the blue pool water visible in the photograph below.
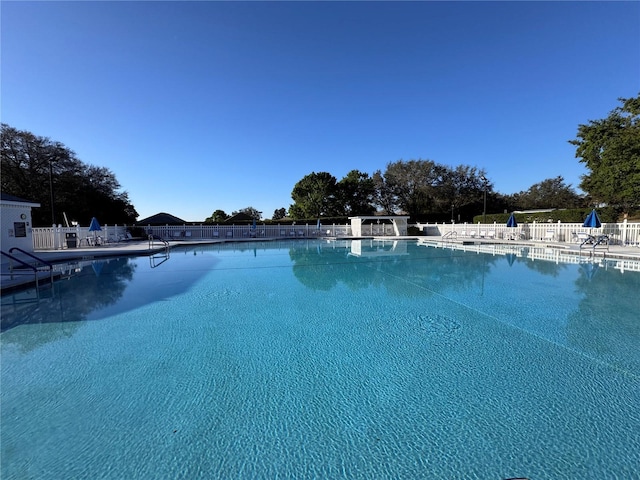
[2,239,639,479]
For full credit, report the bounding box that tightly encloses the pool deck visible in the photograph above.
[2,235,640,293]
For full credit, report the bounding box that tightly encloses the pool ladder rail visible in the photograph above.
[442,230,458,243]
[579,234,610,256]
[1,247,55,293]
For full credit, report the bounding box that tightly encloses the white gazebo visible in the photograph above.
[348,216,410,237]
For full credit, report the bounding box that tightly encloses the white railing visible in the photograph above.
[31,225,128,250]
[417,220,640,247]
[31,223,353,250]
[30,220,640,251]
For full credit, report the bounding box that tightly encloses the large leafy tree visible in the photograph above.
[382,159,449,220]
[372,170,397,214]
[569,94,640,213]
[1,123,137,226]
[438,165,490,220]
[289,171,338,219]
[506,176,584,210]
[205,209,229,223]
[334,170,375,216]
[233,206,262,220]
[271,208,287,220]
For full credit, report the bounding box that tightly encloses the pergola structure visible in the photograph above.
[348,216,410,237]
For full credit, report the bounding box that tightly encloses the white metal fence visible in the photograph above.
[418,220,640,246]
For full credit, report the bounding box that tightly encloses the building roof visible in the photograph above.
[224,212,254,223]
[0,192,40,206]
[136,212,187,225]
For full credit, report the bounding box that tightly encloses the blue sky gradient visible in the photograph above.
[2,1,639,222]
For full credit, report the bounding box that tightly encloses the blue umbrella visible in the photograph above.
[88,217,102,244]
[91,260,105,276]
[506,213,517,228]
[89,217,102,232]
[583,209,601,229]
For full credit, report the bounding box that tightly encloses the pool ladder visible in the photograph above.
[1,248,54,293]
[442,230,457,246]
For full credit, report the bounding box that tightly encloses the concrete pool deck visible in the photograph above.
[3,235,640,293]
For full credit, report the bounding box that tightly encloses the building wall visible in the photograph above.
[1,202,37,252]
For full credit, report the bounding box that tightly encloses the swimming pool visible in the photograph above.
[2,239,639,479]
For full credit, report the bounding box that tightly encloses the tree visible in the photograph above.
[334,170,375,216]
[1,123,137,226]
[233,206,262,220]
[205,209,229,224]
[382,159,446,220]
[289,172,338,219]
[272,208,287,220]
[438,165,489,221]
[569,94,640,213]
[507,176,584,210]
[372,170,397,214]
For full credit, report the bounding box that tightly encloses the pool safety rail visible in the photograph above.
[579,233,610,254]
[1,248,54,292]
[148,234,170,252]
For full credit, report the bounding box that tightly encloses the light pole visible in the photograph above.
[49,157,55,226]
[480,175,487,224]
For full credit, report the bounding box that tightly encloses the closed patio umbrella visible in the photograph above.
[506,213,517,239]
[88,217,102,245]
[583,209,601,229]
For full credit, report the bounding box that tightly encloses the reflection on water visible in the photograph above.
[2,240,639,372]
[1,258,136,332]
[1,240,639,478]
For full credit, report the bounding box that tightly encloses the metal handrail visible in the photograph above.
[148,234,170,251]
[8,247,54,270]
[1,250,45,292]
[442,231,457,240]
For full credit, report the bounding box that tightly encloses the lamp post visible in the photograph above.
[480,175,487,224]
[49,156,55,226]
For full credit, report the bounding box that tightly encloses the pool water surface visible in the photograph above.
[1,239,639,479]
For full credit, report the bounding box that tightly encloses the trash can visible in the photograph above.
[65,232,77,248]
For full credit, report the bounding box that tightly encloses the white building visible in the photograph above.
[1,193,41,253]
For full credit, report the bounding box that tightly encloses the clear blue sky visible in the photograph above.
[2,1,639,222]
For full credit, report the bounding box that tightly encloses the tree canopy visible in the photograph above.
[570,94,640,213]
[505,176,584,211]
[289,172,339,219]
[1,123,137,226]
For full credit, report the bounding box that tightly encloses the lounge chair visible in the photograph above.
[469,230,477,238]
[544,230,555,242]
[488,230,496,239]
[479,230,486,238]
